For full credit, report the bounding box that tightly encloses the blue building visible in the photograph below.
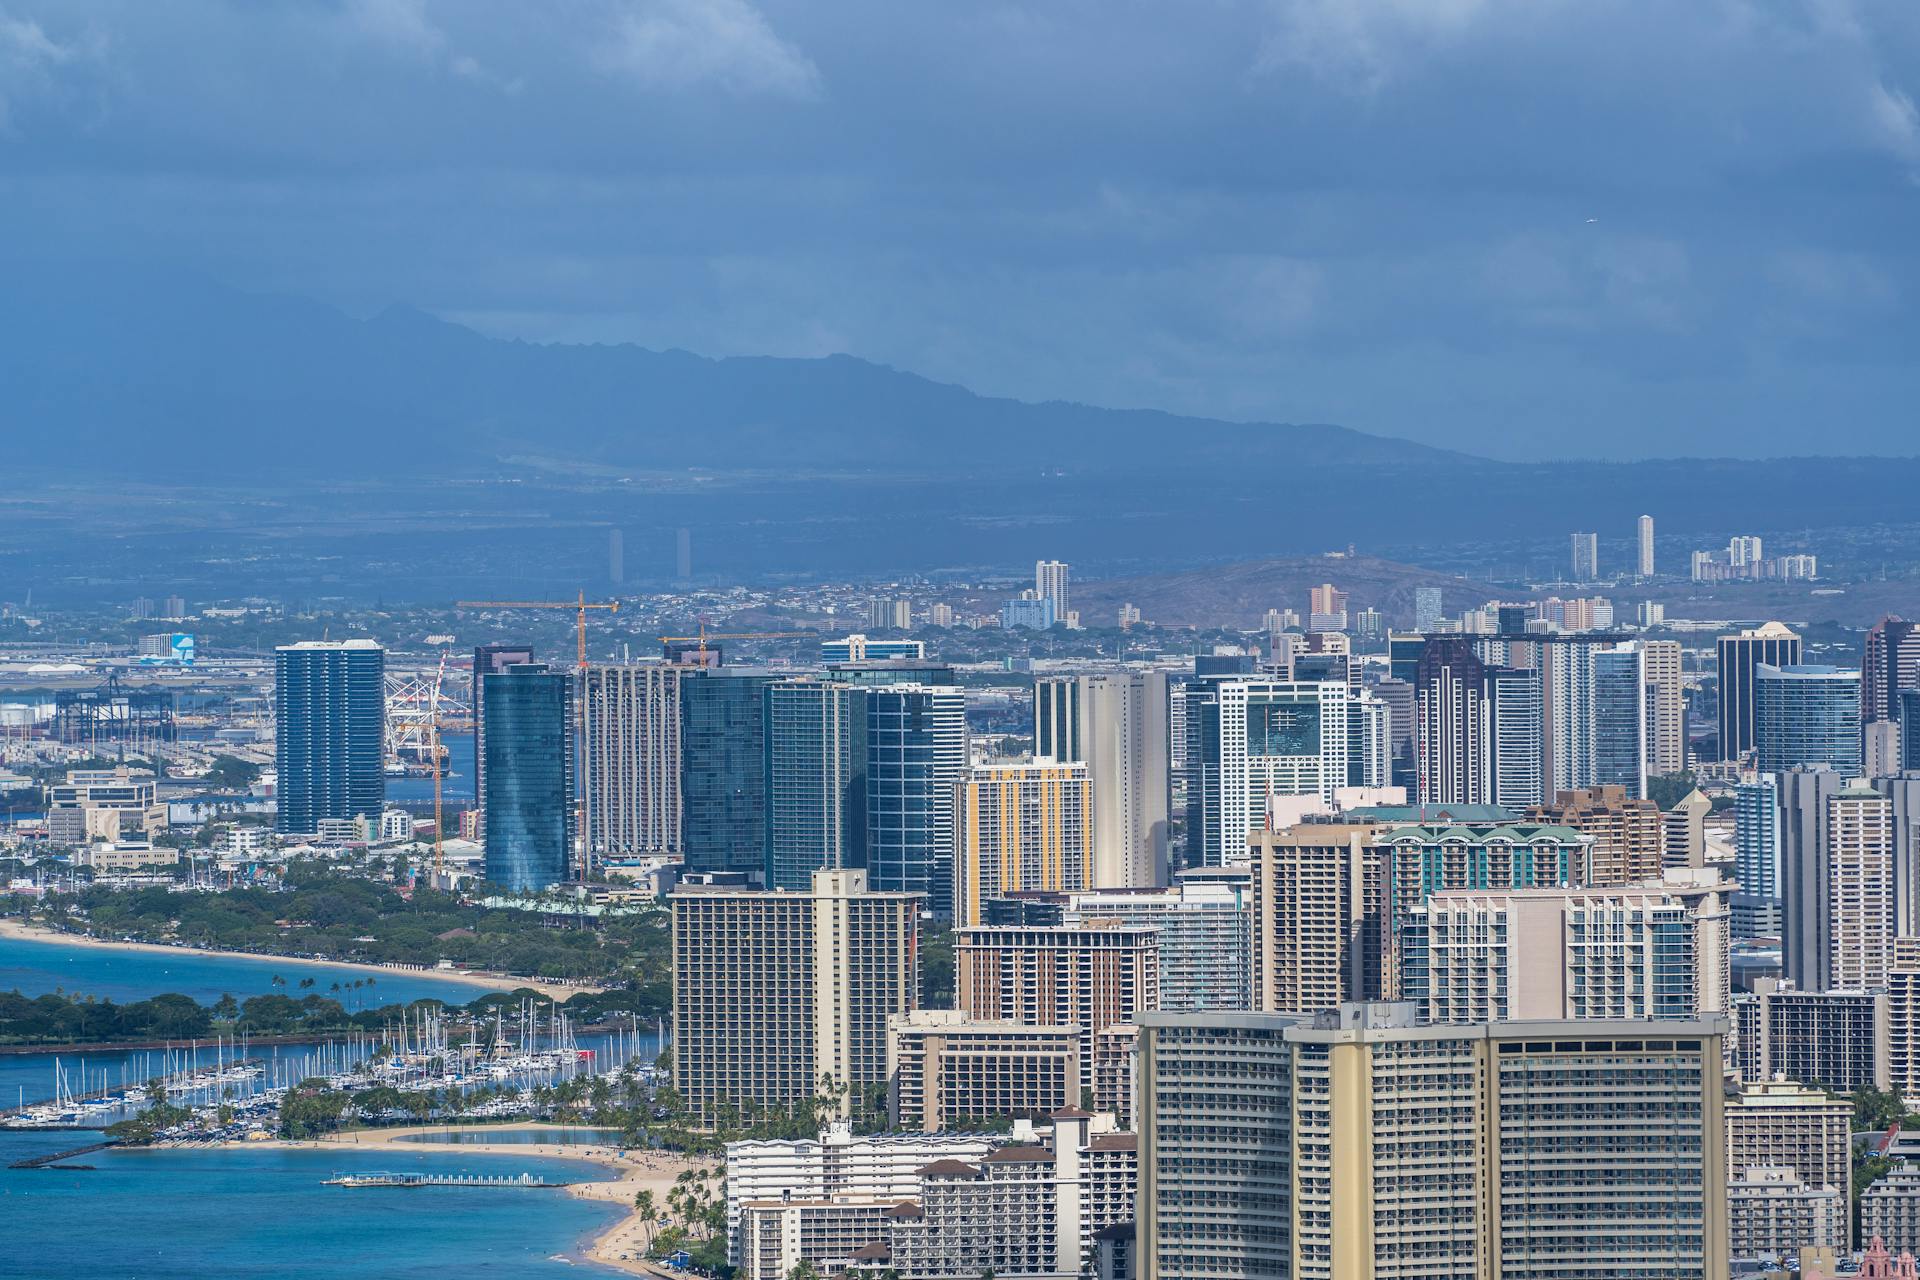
[1734,772,1780,907]
[275,640,385,835]
[820,635,926,663]
[1592,645,1648,798]
[1001,597,1056,630]
[865,684,968,916]
[680,669,780,881]
[764,680,868,890]
[1754,664,1861,775]
[481,662,575,890]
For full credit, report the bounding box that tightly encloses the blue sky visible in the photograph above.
[2,0,1917,459]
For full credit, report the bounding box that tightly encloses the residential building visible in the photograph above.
[1570,531,1598,580]
[1592,642,1649,796]
[672,868,919,1118]
[1413,586,1443,633]
[1531,784,1664,885]
[1035,560,1071,622]
[1728,1167,1846,1261]
[480,662,575,890]
[1734,979,1888,1091]
[764,680,869,891]
[1400,869,1732,1025]
[887,1010,1081,1131]
[1412,637,1543,808]
[1189,677,1353,866]
[1637,513,1655,578]
[1063,878,1251,1013]
[1735,773,1781,904]
[955,923,1158,1076]
[1248,823,1387,1014]
[1136,1005,1728,1280]
[580,662,681,859]
[1644,637,1686,775]
[1663,787,1711,869]
[1828,782,1895,990]
[866,684,968,917]
[1090,1023,1136,1127]
[1864,1168,1920,1260]
[1001,595,1057,630]
[1890,937,1920,1102]
[952,762,1091,926]
[681,669,782,881]
[470,642,536,844]
[1724,1077,1852,1195]
[1034,673,1171,887]
[1781,766,1846,989]
[1872,772,1920,935]
[1756,665,1863,775]
[1717,623,1803,762]
[275,639,385,836]
[1865,616,1920,745]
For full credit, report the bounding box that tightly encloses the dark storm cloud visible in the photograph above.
[1,0,1917,458]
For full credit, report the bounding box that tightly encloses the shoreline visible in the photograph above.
[0,916,595,1002]
[304,1122,709,1276]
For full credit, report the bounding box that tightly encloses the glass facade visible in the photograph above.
[481,662,574,890]
[1592,645,1647,798]
[764,680,868,890]
[680,670,780,879]
[866,685,967,915]
[275,640,385,835]
[1734,773,1780,902]
[1754,664,1861,775]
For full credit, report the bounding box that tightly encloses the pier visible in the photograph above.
[323,1170,572,1189]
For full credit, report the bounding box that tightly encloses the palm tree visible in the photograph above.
[634,1189,658,1246]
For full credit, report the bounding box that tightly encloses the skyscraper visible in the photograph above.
[955,922,1159,1075]
[1035,672,1172,886]
[1487,665,1546,809]
[480,661,575,889]
[1532,633,1643,800]
[1593,642,1649,797]
[1035,559,1071,621]
[1864,616,1920,749]
[1413,636,1488,806]
[1828,782,1895,991]
[672,867,919,1118]
[866,684,968,915]
[1755,664,1862,775]
[1780,766,1845,990]
[681,669,782,881]
[1570,530,1598,580]
[764,679,869,891]
[580,662,681,859]
[1735,772,1781,904]
[1412,586,1443,633]
[1642,637,1686,776]
[1191,677,1353,867]
[275,640,385,835]
[470,642,536,845]
[1249,823,1387,1014]
[952,762,1090,925]
[1717,622,1802,762]
[1637,513,1655,578]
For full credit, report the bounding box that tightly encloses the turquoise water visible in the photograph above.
[0,1129,624,1278]
[0,929,506,1006]
[393,1127,629,1146]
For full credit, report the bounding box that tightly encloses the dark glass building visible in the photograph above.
[1717,624,1802,762]
[681,670,780,880]
[1754,664,1862,776]
[471,642,536,843]
[764,680,868,890]
[275,640,385,835]
[481,662,575,890]
[865,684,968,916]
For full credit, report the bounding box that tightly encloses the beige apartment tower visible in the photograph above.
[672,868,919,1118]
[1829,782,1896,990]
[1643,637,1686,776]
[955,923,1158,1075]
[1248,823,1387,1014]
[580,662,682,857]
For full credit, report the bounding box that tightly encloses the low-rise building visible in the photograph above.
[1864,1167,1920,1259]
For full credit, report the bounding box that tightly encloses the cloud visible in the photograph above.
[0,10,92,129]
[1254,0,1492,94]
[593,0,821,98]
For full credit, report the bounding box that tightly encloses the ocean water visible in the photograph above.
[0,929,507,1007]
[0,1129,625,1278]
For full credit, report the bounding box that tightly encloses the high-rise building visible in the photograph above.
[1735,772,1781,904]
[1642,637,1686,776]
[886,1010,1081,1131]
[1728,1167,1846,1262]
[1570,530,1599,580]
[1663,787,1711,869]
[681,669,782,881]
[764,680,869,891]
[1866,616,1920,751]
[1717,622,1802,762]
[1306,584,1347,633]
[952,762,1090,925]
[1734,978,1888,1092]
[1033,673,1172,887]
[1637,513,1655,578]
[955,923,1158,1076]
[1412,586,1443,633]
[1779,766,1845,990]
[1373,818,1593,951]
[1035,560,1071,621]
[1190,678,1352,867]
[1136,1005,1729,1280]
[1062,878,1251,1013]
[275,640,385,835]
[866,684,968,916]
[1412,637,1544,808]
[1889,939,1920,1106]
[1400,870,1731,1024]
[1873,772,1920,935]
[822,635,925,664]
[1248,824,1387,1014]
[580,662,681,859]
[1531,784,1664,886]
[1592,642,1649,797]
[1725,1077,1852,1198]
[1827,781,1895,991]
[1729,534,1764,567]
[672,867,919,1118]
[1756,664,1863,775]
[1523,633,1644,800]
[480,661,575,890]
[470,642,536,845]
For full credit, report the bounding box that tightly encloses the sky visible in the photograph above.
[1,0,1917,460]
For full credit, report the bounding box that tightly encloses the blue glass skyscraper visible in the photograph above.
[1754,664,1862,775]
[865,684,967,916]
[764,680,868,890]
[1734,772,1780,903]
[275,640,385,835]
[681,669,780,880]
[481,662,575,890]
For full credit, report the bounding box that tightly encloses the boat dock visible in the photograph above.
[323,1171,571,1189]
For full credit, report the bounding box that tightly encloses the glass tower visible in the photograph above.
[1754,664,1862,775]
[680,670,780,880]
[1734,773,1780,903]
[1592,645,1648,798]
[764,680,868,890]
[865,684,968,916]
[275,640,385,835]
[481,662,575,890]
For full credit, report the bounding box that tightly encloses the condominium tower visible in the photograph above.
[1717,623,1802,762]
[275,639,385,835]
[1033,672,1172,886]
[952,762,1091,926]
[479,661,575,889]
[580,662,681,859]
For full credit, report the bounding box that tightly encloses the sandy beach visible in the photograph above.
[314,1123,711,1276]
[0,916,595,1002]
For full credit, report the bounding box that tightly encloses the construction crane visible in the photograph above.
[455,593,620,883]
[657,623,816,666]
[457,592,621,669]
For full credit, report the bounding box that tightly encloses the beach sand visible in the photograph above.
[0,916,595,1002]
[315,1123,710,1277]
